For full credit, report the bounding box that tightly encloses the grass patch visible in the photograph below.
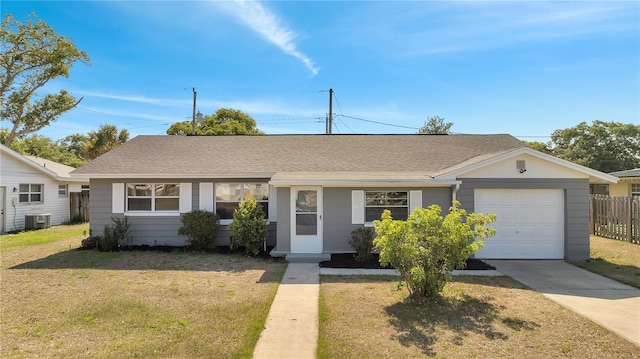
[1,233,286,358]
[319,275,640,358]
[574,235,640,289]
[0,223,89,249]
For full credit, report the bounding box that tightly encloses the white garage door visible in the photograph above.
[474,189,564,259]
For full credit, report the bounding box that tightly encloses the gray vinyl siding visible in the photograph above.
[323,187,453,253]
[275,187,291,252]
[457,178,590,261]
[90,178,276,247]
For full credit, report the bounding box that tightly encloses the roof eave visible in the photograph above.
[436,147,619,184]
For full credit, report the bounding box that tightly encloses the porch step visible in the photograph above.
[285,253,331,263]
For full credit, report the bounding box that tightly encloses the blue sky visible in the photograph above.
[2,1,638,141]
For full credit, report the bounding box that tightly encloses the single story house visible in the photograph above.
[71,134,617,261]
[608,168,640,197]
[0,144,90,233]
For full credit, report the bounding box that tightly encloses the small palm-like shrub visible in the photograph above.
[178,210,220,250]
[229,197,266,256]
[99,216,132,251]
[349,227,374,262]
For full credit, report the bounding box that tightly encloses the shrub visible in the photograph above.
[229,196,267,256]
[99,216,132,251]
[373,201,496,298]
[178,210,220,251]
[80,236,100,250]
[349,227,374,262]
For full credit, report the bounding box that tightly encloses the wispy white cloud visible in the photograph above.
[342,1,637,57]
[222,0,319,75]
[76,90,190,107]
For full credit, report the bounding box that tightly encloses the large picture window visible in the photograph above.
[215,183,269,220]
[127,184,180,211]
[19,184,43,203]
[365,191,408,222]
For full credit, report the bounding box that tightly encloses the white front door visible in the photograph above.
[290,186,323,253]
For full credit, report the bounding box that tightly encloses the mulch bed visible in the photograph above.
[319,253,495,270]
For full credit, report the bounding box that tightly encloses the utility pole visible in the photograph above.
[191,87,197,136]
[328,88,333,134]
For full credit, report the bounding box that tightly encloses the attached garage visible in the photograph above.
[474,189,564,259]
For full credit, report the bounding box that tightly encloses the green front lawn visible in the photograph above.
[319,275,640,358]
[1,226,286,358]
[574,235,640,289]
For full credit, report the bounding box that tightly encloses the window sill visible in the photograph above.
[125,212,181,217]
[220,219,271,226]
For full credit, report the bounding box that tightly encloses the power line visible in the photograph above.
[332,91,344,116]
[336,114,420,130]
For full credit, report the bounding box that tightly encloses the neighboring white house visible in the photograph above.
[0,144,90,233]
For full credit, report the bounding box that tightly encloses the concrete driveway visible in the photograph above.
[487,260,640,347]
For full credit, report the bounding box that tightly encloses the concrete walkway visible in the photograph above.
[488,260,640,347]
[253,263,319,359]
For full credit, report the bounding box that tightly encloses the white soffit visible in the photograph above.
[439,148,618,184]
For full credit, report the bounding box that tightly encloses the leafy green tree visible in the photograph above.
[229,196,267,256]
[524,140,553,155]
[1,13,90,146]
[8,134,86,167]
[84,124,129,160]
[373,202,496,298]
[58,133,89,160]
[550,121,640,172]
[417,116,453,134]
[166,108,263,135]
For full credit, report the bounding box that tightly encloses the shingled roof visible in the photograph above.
[71,134,525,178]
[609,168,640,178]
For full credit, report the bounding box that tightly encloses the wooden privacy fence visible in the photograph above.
[70,190,90,222]
[590,195,639,244]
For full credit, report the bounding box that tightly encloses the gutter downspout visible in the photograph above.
[452,183,460,203]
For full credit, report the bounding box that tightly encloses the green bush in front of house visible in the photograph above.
[349,227,375,262]
[373,201,497,298]
[99,216,132,251]
[229,196,267,256]
[178,210,220,250]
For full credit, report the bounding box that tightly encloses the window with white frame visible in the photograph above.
[58,184,68,197]
[365,191,408,222]
[632,184,640,197]
[19,184,43,203]
[215,183,269,220]
[127,183,180,211]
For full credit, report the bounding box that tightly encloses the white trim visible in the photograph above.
[199,182,214,211]
[112,183,125,214]
[438,147,619,184]
[125,212,180,217]
[71,172,275,179]
[410,190,422,212]
[179,182,192,213]
[271,180,460,187]
[351,190,365,224]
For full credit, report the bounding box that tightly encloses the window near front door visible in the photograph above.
[215,183,269,220]
[126,183,180,211]
[365,191,408,222]
[19,184,43,203]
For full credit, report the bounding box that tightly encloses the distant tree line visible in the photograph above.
[525,120,639,173]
